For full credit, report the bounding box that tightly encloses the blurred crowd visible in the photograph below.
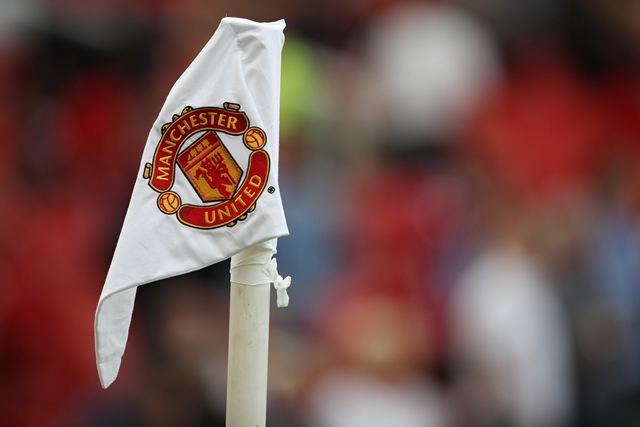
[1,0,640,426]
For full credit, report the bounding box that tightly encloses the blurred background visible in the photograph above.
[1,0,640,426]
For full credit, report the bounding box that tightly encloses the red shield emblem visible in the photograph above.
[176,131,242,202]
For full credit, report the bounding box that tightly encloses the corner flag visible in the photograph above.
[94,18,289,389]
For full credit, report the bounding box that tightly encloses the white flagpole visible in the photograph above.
[226,280,271,426]
[226,244,289,426]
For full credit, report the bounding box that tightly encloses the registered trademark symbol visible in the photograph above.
[268,186,275,194]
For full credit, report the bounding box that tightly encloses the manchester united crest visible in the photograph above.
[143,103,270,229]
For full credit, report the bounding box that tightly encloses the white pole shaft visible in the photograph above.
[226,281,271,426]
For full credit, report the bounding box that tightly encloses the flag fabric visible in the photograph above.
[95,17,288,389]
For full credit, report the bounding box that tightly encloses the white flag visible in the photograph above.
[95,18,288,389]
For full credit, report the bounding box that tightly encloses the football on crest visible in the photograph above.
[243,127,267,150]
[158,191,181,214]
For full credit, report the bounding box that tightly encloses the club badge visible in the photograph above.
[143,103,269,229]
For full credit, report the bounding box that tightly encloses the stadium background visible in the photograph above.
[0,0,639,426]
